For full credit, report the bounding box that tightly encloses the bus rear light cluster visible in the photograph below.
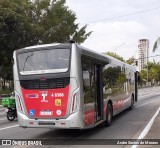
[71,94,77,112]
[15,91,24,113]
[70,88,80,114]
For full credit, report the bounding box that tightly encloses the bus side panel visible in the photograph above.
[102,63,133,117]
[81,55,96,128]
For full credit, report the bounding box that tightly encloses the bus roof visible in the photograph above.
[15,43,136,72]
[16,43,72,53]
[77,44,136,72]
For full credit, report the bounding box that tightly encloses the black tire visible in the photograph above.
[7,111,15,121]
[104,103,113,127]
[129,96,134,110]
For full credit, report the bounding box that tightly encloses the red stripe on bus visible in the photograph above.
[84,109,95,126]
[113,99,125,111]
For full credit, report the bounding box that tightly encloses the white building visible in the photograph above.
[138,39,149,71]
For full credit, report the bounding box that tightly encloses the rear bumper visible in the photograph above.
[17,111,83,129]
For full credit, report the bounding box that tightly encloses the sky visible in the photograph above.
[66,0,160,61]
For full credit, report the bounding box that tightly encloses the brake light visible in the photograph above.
[70,88,79,114]
[72,93,77,112]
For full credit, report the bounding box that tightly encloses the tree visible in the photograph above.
[0,0,91,89]
[149,68,158,85]
[139,69,147,84]
[126,56,135,65]
[153,37,160,52]
[105,52,125,62]
[140,61,160,86]
[38,0,91,43]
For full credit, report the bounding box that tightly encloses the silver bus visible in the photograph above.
[13,43,137,129]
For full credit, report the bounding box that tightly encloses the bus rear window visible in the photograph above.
[18,49,70,75]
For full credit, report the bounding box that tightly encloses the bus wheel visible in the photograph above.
[105,103,113,127]
[129,96,134,110]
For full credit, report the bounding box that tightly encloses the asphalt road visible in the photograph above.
[0,86,160,148]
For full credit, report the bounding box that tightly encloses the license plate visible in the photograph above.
[40,111,52,116]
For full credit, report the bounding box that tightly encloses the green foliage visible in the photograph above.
[153,37,160,52]
[105,52,125,62]
[0,89,12,96]
[140,61,160,85]
[33,0,91,44]
[106,52,136,65]
[72,25,92,43]
[126,56,135,65]
[0,0,91,89]
[140,69,147,82]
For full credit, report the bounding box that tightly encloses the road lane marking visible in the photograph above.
[0,124,19,131]
[131,106,160,148]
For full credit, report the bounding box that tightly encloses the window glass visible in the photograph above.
[18,49,70,75]
[82,57,94,104]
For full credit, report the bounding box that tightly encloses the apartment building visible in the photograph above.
[138,39,149,71]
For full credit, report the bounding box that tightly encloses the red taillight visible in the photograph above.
[72,94,77,112]
[70,87,80,114]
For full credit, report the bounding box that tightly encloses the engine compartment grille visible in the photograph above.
[20,78,70,89]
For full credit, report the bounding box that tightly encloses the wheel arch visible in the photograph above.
[107,99,113,116]
[107,100,113,109]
